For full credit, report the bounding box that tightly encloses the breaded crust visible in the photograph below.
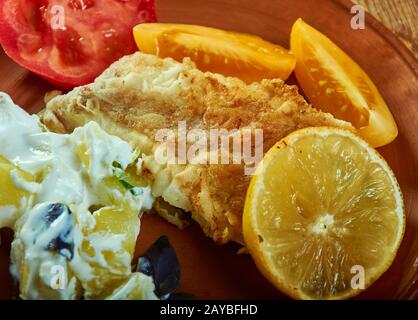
[41,52,352,244]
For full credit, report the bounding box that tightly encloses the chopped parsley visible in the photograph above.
[112,161,142,196]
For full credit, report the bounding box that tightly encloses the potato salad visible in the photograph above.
[0,92,161,300]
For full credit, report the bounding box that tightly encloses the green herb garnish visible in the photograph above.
[112,161,142,196]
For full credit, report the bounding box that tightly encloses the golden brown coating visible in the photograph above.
[41,52,352,244]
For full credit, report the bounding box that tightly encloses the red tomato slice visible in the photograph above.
[0,0,156,89]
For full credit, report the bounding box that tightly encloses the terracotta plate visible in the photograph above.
[0,0,417,300]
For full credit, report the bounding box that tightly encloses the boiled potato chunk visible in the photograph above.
[0,156,36,228]
[81,206,141,299]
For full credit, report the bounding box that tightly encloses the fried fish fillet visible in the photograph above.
[41,52,352,244]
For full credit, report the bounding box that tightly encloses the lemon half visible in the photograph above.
[243,127,404,300]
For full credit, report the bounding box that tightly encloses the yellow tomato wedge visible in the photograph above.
[133,23,296,83]
[290,18,398,147]
[243,127,405,300]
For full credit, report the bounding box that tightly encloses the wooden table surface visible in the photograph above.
[354,0,418,59]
